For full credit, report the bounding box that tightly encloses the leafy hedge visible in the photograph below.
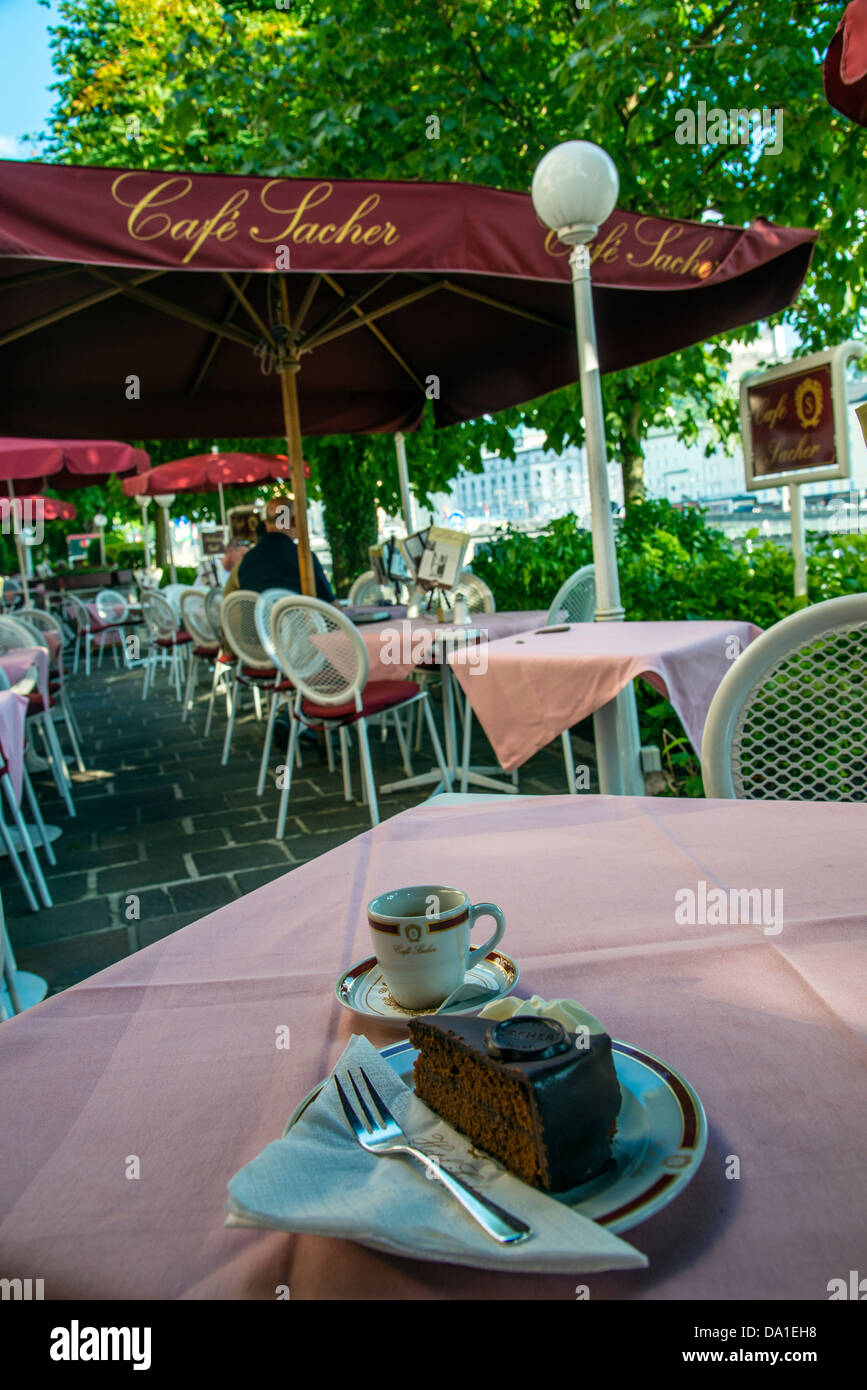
[471,500,867,795]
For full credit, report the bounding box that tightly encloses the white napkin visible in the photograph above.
[226,1034,648,1274]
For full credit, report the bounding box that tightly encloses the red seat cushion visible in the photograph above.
[301,679,420,725]
[193,644,219,657]
[155,630,192,648]
[26,692,55,713]
[239,664,278,680]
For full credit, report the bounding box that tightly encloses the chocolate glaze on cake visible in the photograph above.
[409,1012,622,1192]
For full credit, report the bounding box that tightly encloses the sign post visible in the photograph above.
[739,342,864,599]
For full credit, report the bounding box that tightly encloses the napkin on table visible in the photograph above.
[226,1034,648,1274]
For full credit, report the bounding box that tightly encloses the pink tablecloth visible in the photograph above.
[449,620,762,771]
[0,644,51,706]
[363,610,547,682]
[0,794,864,1301]
[0,687,27,801]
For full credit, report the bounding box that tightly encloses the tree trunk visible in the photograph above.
[620,399,646,511]
[316,440,380,596]
[154,504,169,567]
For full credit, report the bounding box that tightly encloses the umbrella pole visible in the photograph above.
[6,481,30,606]
[394,431,415,534]
[218,482,226,528]
[277,278,315,598]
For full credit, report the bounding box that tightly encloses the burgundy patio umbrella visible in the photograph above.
[0,494,77,523]
[824,0,867,125]
[0,159,817,594]
[123,450,310,525]
[0,437,148,600]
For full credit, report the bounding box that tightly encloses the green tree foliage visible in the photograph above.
[33,0,866,573]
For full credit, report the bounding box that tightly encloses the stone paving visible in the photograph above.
[2,648,597,996]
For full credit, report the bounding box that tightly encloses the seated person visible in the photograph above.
[237,497,335,602]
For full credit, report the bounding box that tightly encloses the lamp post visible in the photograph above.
[136,494,152,569]
[93,512,108,569]
[531,140,644,795]
[154,493,176,583]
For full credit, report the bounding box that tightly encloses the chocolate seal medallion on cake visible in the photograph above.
[484,1016,571,1061]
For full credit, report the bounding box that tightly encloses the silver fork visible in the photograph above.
[334,1065,532,1245]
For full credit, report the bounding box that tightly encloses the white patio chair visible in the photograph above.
[0,674,56,905]
[546,563,596,626]
[702,593,867,800]
[0,613,85,774]
[62,592,124,676]
[0,634,75,820]
[140,589,191,700]
[93,588,131,668]
[221,591,294,782]
[179,589,222,724]
[161,583,194,619]
[252,589,326,788]
[546,562,596,794]
[1,900,25,1018]
[269,594,451,834]
[454,570,496,614]
[347,570,392,606]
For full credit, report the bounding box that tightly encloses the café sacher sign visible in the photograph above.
[739,344,865,491]
[0,160,811,290]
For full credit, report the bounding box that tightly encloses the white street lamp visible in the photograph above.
[531,140,644,795]
[154,493,177,583]
[93,512,108,569]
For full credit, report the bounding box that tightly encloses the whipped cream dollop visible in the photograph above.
[478,994,605,1037]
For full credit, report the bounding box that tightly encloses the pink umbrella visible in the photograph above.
[0,495,77,522]
[123,451,310,524]
[0,438,148,600]
[824,0,867,125]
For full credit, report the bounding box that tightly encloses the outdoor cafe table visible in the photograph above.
[0,793,863,1301]
[362,611,547,792]
[448,620,762,777]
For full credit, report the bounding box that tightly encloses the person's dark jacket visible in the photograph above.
[237,531,335,602]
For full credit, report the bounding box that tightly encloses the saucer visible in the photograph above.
[335,950,519,1027]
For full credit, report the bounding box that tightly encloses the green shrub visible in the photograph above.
[162,566,197,587]
[86,538,146,570]
[472,501,867,796]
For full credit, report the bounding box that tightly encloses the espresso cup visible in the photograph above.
[367,885,506,1010]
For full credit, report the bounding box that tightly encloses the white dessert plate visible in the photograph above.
[284,1037,707,1235]
[335,951,518,1026]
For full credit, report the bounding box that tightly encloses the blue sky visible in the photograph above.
[0,0,57,159]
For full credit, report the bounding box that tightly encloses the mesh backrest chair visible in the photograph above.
[16,607,65,644]
[270,594,451,832]
[94,589,129,625]
[254,589,294,668]
[702,593,867,801]
[161,584,193,619]
[140,589,191,700]
[0,631,75,822]
[540,563,597,794]
[220,590,288,775]
[62,592,124,675]
[179,590,221,725]
[0,616,40,649]
[546,563,596,625]
[8,611,86,774]
[204,585,224,638]
[453,570,496,614]
[347,570,391,606]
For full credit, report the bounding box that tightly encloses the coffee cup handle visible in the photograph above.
[466,902,506,968]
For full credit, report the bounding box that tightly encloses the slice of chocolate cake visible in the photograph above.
[408,1013,621,1192]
